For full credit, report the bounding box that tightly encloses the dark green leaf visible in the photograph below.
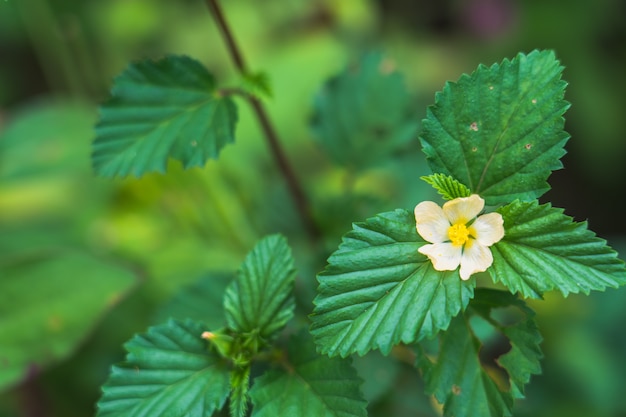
[498,318,543,398]
[311,52,419,169]
[417,289,543,416]
[223,234,296,339]
[491,200,626,298]
[249,332,367,417]
[421,173,472,200]
[0,251,136,391]
[97,319,230,417]
[420,50,569,205]
[92,55,237,178]
[418,315,514,417]
[310,209,474,357]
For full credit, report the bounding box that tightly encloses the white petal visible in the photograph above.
[443,194,484,224]
[414,201,450,244]
[459,242,493,280]
[419,242,462,272]
[471,212,505,246]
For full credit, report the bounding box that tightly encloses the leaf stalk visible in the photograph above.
[205,0,320,242]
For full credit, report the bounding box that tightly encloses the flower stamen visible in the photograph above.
[448,223,470,247]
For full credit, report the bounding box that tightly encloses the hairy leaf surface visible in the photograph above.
[97,319,230,417]
[421,50,569,205]
[310,210,474,357]
[93,55,237,177]
[491,200,626,298]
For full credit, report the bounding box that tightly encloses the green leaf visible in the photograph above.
[310,209,475,357]
[420,50,570,205]
[491,200,626,298]
[97,319,230,417]
[249,332,367,417]
[418,315,514,417]
[311,52,419,169]
[92,55,237,178]
[229,366,251,417]
[498,318,543,399]
[417,289,543,417]
[223,234,297,340]
[0,251,136,391]
[241,71,273,99]
[421,173,472,200]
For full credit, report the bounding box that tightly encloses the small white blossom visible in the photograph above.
[414,194,504,280]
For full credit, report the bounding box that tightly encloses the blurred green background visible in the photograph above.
[1,0,625,416]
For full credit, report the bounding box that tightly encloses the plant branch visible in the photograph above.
[205,0,320,242]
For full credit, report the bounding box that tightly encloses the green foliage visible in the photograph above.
[421,173,472,200]
[152,272,231,328]
[310,209,475,357]
[92,55,237,178]
[491,200,626,298]
[229,366,251,417]
[241,71,273,99]
[249,332,367,417]
[417,289,542,417]
[0,251,136,391]
[97,319,231,417]
[223,234,296,340]
[311,52,419,169]
[420,50,570,206]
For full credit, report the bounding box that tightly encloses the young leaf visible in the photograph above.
[223,234,296,340]
[249,332,367,417]
[92,55,237,178]
[420,50,570,205]
[421,173,472,200]
[229,366,251,417]
[491,200,626,298]
[97,319,230,417]
[311,52,419,169]
[417,289,543,417]
[310,210,475,357]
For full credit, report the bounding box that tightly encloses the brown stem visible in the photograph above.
[205,0,320,242]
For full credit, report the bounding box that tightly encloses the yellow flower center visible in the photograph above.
[448,223,470,247]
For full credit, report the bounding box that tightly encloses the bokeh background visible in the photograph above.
[1,0,625,416]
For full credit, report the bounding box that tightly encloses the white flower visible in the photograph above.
[414,194,504,280]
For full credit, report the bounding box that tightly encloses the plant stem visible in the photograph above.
[205,0,320,242]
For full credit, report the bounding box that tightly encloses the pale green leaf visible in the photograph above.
[97,319,230,417]
[420,50,569,205]
[0,251,135,391]
[491,200,626,298]
[249,332,367,417]
[311,52,419,168]
[310,209,475,357]
[421,173,471,200]
[241,71,273,99]
[223,234,296,339]
[92,55,237,178]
